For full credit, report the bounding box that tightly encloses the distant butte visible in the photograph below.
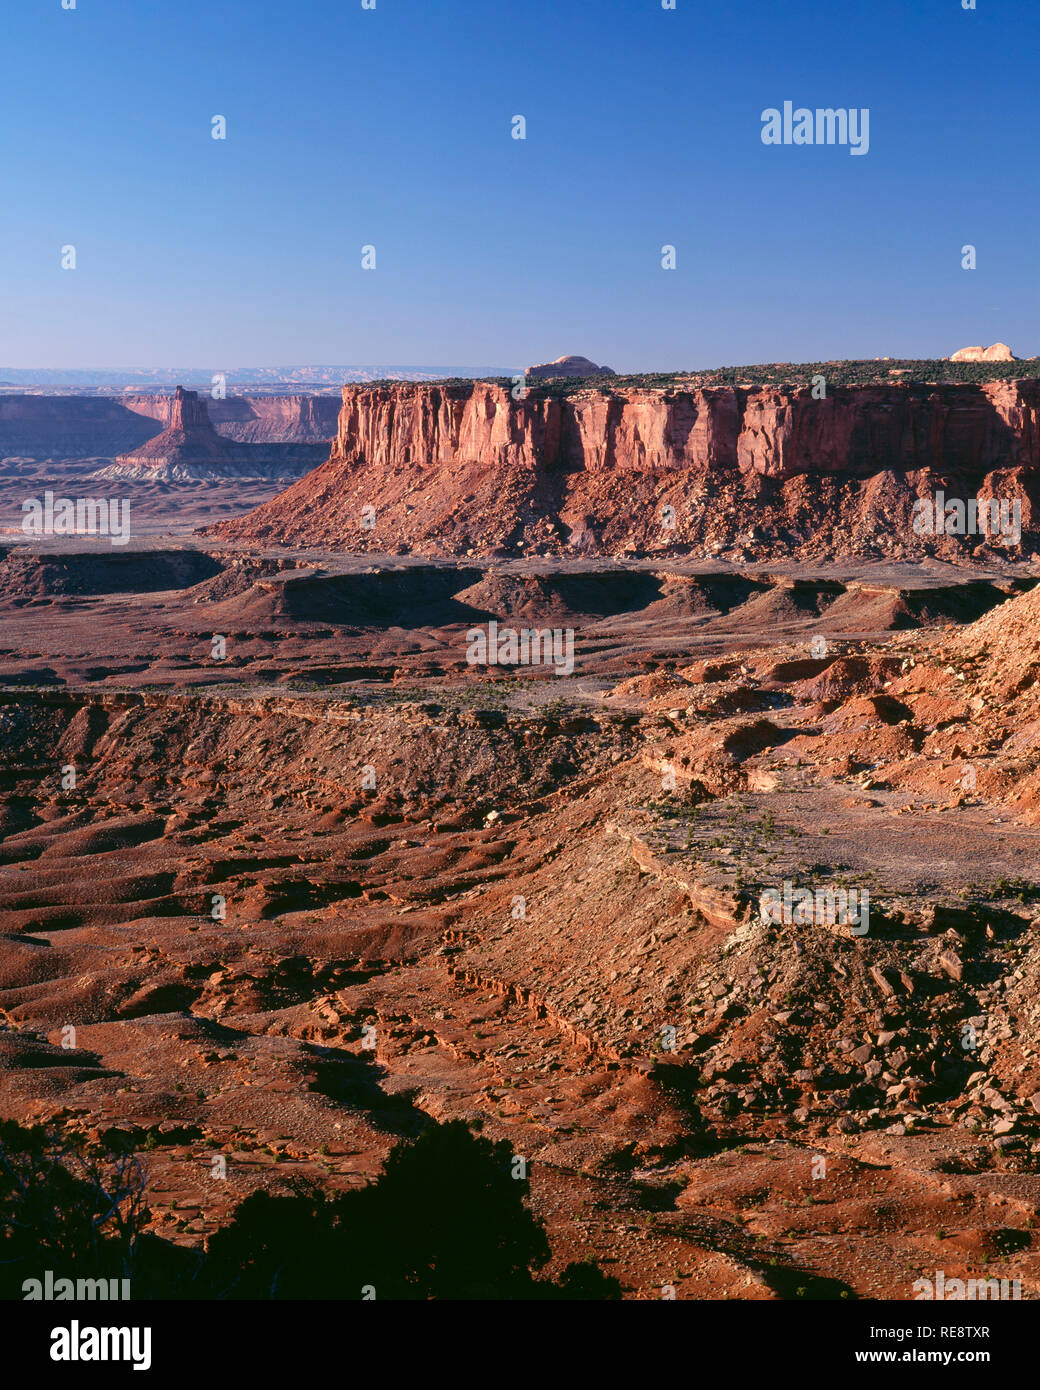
[96,385,326,481]
[525,354,615,379]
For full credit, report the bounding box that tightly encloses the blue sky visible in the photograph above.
[1,0,1037,371]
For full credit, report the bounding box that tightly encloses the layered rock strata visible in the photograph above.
[214,378,1040,559]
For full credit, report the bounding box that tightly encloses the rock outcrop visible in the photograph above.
[98,387,327,481]
[951,342,1017,363]
[213,377,1040,559]
[525,354,615,379]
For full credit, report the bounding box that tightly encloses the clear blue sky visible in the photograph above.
[1,0,1037,371]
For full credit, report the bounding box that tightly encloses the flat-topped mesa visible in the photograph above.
[328,377,1040,478]
[213,376,1040,558]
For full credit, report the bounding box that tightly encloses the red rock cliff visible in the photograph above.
[328,379,1040,479]
[214,379,1040,560]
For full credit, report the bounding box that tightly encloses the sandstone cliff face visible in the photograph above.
[327,379,1040,480]
[214,378,1040,560]
[736,380,1040,478]
[208,394,339,444]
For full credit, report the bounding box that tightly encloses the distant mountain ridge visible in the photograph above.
[0,366,523,393]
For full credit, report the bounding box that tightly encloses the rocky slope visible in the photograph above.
[213,378,1040,560]
[4,554,1040,1299]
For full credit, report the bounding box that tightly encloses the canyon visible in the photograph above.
[0,389,340,533]
[0,390,339,459]
[3,535,1040,1300]
[4,364,1040,1303]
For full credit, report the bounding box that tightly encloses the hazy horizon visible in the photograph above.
[4,346,1039,390]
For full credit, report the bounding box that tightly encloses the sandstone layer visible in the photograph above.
[214,378,1040,559]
